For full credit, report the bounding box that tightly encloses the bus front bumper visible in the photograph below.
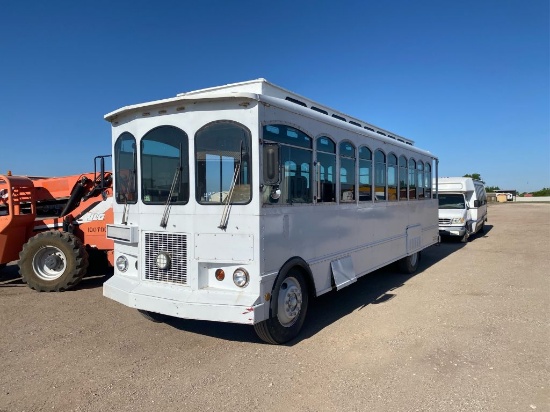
[439,225,467,237]
[103,275,267,325]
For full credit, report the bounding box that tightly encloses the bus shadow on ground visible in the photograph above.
[164,232,480,345]
[439,224,493,244]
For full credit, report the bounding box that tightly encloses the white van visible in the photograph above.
[436,177,488,242]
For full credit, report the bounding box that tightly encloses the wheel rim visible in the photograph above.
[410,252,418,267]
[277,276,303,327]
[32,246,67,281]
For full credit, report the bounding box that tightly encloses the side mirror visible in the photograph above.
[263,143,280,185]
[474,200,481,208]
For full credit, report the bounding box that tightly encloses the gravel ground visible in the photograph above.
[1,203,549,412]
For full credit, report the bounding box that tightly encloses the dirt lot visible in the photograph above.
[1,203,549,412]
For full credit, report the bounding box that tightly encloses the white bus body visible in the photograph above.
[103,79,439,343]
[436,177,487,242]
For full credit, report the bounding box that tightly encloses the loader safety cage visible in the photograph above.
[104,79,439,344]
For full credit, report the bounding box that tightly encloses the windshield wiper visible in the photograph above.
[122,195,129,225]
[218,142,243,230]
[160,147,182,229]
[160,165,181,228]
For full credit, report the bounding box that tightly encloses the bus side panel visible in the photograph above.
[261,202,429,297]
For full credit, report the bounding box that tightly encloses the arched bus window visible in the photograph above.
[417,161,424,199]
[114,132,137,204]
[263,124,312,204]
[388,153,398,201]
[399,155,408,200]
[358,146,372,201]
[340,141,356,202]
[141,126,189,205]
[409,158,417,200]
[195,121,251,205]
[425,162,432,199]
[374,149,386,201]
[316,136,336,203]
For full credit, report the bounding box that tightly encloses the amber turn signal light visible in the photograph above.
[215,269,225,281]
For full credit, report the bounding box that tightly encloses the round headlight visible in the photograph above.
[233,268,249,288]
[156,252,171,270]
[116,256,128,272]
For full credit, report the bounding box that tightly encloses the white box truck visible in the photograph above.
[436,177,488,242]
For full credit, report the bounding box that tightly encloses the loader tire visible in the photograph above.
[19,231,89,292]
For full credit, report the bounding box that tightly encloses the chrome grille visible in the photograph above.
[145,233,187,284]
[439,218,451,225]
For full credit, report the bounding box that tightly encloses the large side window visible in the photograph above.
[399,155,408,200]
[409,159,417,200]
[425,162,432,199]
[195,121,251,204]
[374,149,386,201]
[263,125,312,204]
[316,136,336,203]
[141,126,189,204]
[388,153,398,201]
[114,132,137,204]
[359,146,372,201]
[417,161,425,199]
[340,141,356,202]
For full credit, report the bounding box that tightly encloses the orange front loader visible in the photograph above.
[0,156,114,291]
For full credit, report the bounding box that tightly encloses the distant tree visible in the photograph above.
[463,173,482,181]
[532,187,550,197]
[486,186,500,192]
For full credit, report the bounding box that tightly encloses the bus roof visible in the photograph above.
[105,79,415,146]
[437,177,484,192]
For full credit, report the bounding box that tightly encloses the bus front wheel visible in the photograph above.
[254,269,309,344]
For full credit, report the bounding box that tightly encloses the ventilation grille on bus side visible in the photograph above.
[145,233,187,284]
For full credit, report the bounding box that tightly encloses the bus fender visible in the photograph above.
[258,257,315,324]
[273,256,316,299]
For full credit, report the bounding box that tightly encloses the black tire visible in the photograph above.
[254,269,309,344]
[138,309,168,323]
[19,231,89,292]
[398,251,420,274]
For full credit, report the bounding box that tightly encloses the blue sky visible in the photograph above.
[1,0,548,192]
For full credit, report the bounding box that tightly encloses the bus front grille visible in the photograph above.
[145,233,187,284]
[439,218,452,225]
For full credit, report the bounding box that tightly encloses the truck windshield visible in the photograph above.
[438,193,466,209]
[141,126,189,205]
[195,121,251,204]
[114,132,138,204]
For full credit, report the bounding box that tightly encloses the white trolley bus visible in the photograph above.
[104,79,439,344]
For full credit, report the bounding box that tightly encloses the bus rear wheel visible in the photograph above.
[254,269,309,344]
[398,251,420,274]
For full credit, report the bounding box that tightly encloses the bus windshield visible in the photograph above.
[438,193,466,209]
